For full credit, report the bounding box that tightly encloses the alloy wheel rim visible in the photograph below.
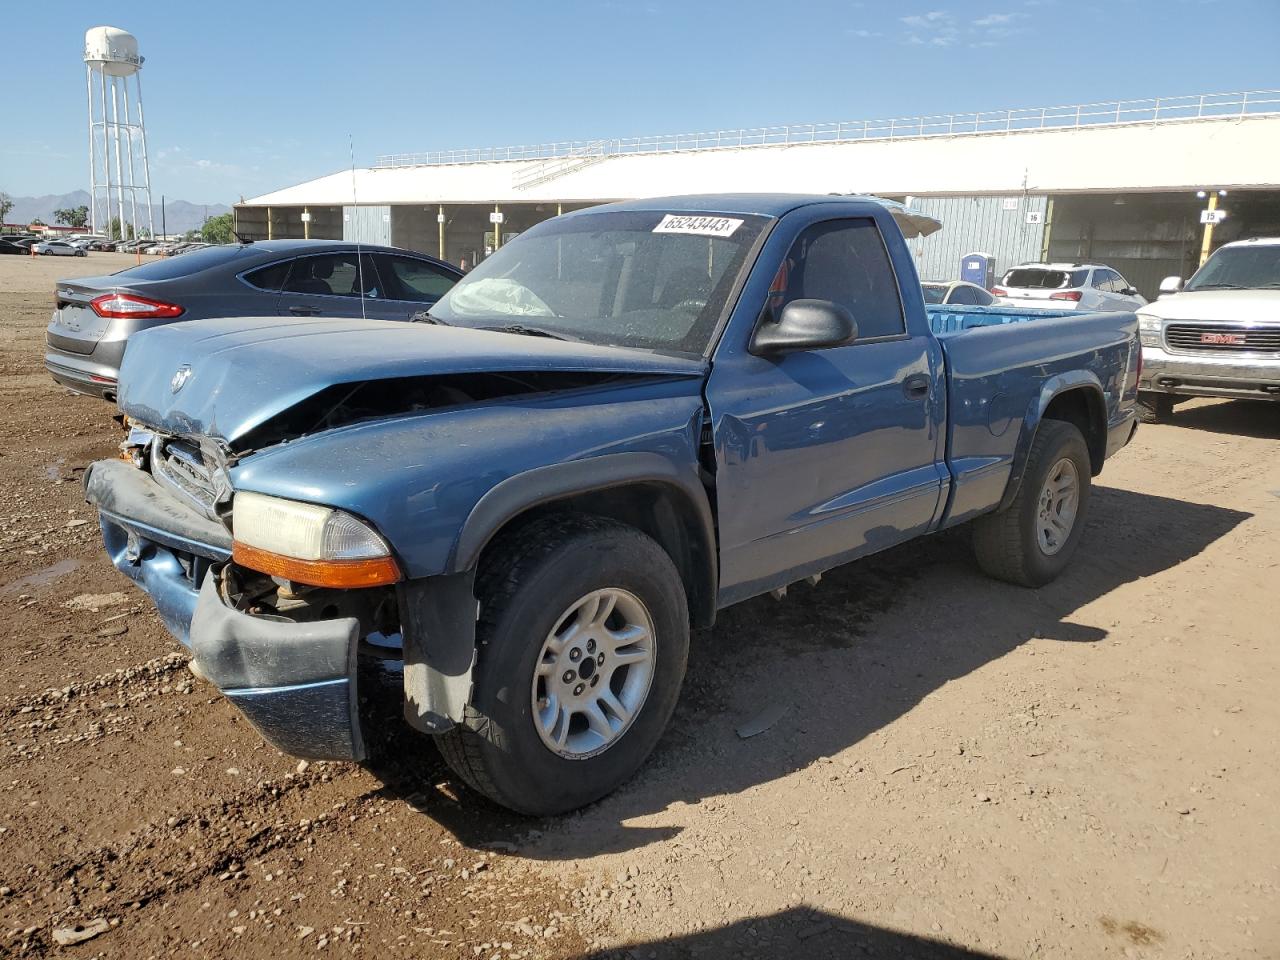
[1036,457,1079,556]
[531,587,656,759]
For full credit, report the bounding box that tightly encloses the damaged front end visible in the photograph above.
[86,427,474,764]
[86,316,709,764]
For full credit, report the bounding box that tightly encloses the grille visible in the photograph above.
[151,438,218,513]
[1165,323,1280,355]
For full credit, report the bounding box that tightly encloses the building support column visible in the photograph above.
[1199,192,1219,267]
[1039,197,1055,262]
[438,204,446,259]
[303,206,310,240]
[493,203,502,249]
[266,206,273,240]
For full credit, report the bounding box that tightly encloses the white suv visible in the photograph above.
[1134,238,1280,422]
[994,263,1147,312]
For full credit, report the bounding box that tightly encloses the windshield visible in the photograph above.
[1185,245,1280,291]
[921,283,946,304]
[1002,268,1087,289]
[429,210,771,354]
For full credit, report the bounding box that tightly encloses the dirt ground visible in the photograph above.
[1,252,1277,959]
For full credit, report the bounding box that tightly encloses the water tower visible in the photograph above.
[84,26,154,240]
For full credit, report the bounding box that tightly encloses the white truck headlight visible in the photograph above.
[1137,315,1162,347]
[231,491,400,588]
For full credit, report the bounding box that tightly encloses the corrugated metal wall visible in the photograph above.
[907,195,1049,283]
[342,205,392,246]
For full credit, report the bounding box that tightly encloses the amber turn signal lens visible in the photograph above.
[232,541,401,588]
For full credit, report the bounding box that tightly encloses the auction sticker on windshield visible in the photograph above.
[652,214,744,238]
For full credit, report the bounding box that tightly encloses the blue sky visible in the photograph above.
[3,0,1277,204]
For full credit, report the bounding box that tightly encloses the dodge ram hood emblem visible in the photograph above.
[170,364,193,394]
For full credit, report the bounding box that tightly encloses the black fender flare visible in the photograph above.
[450,451,717,609]
[998,375,1106,512]
[400,453,718,734]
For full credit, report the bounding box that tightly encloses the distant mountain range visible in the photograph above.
[4,190,231,236]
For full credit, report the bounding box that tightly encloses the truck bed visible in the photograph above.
[932,307,1140,527]
[926,303,1081,336]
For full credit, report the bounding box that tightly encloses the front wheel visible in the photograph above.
[973,420,1092,587]
[434,514,689,815]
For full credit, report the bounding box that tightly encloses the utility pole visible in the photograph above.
[161,194,166,240]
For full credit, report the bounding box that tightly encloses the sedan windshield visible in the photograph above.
[429,210,771,354]
[921,283,947,304]
[1185,245,1280,291]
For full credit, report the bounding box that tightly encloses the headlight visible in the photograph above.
[1137,315,1162,347]
[231,492,400,588]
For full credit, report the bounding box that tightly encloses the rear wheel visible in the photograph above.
[1136,391,1175,424]
[973,420,1092,587]
[435,514,689,815]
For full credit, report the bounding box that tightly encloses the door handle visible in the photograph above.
[288,305,320,316]
[903,373,931,399]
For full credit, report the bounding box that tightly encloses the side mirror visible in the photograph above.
[1158,276,1184,296]
[1122,287,1140,297]
[750,299,857,355]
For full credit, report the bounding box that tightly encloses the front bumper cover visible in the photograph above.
[1140,346,1280,401]
[190,574,365,761]
[86,459,367,761]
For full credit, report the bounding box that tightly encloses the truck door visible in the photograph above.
[705,216,947,606]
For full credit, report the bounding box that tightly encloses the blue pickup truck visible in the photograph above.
[84,195,1139,815]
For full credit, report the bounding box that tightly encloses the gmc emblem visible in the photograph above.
[1200,332,1246,345]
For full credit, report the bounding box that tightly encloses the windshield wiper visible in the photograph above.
[1187,283,1245,290]
[482,323,571,341]
[411,310,451,325]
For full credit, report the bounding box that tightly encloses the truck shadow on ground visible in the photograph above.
[1164,398,1280,439]
[366,485,1249,858]
[571,907,1004,959]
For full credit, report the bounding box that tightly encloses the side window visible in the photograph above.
[950,285,978,305]
[973,286,995,306]
[778,218,906,340]
[283,253,382,299]
[380,255,458,302]
[1112,271,1132,293]
[242,260,291,292]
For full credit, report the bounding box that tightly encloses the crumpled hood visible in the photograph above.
[117,315,707,445]
[1139,288,1280,322]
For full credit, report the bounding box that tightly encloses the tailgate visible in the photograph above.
[47,281,114,354]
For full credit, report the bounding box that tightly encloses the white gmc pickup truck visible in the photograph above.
[1136,237,1280,422]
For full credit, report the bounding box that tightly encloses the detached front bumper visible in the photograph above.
[1140,346,1280,401]
[85,459,367,761]
[190,575,365,761]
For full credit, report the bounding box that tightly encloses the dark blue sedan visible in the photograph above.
[45,239,463,400]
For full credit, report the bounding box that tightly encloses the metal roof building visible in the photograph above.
[235,90,1280,295]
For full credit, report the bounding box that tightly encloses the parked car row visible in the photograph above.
[32,239,88,257]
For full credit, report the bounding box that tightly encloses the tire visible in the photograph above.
[1136,391,1174,424]
[973,420,1092,587]
[435,514,690,815]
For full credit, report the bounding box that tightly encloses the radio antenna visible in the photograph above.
[349,133,366,320]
